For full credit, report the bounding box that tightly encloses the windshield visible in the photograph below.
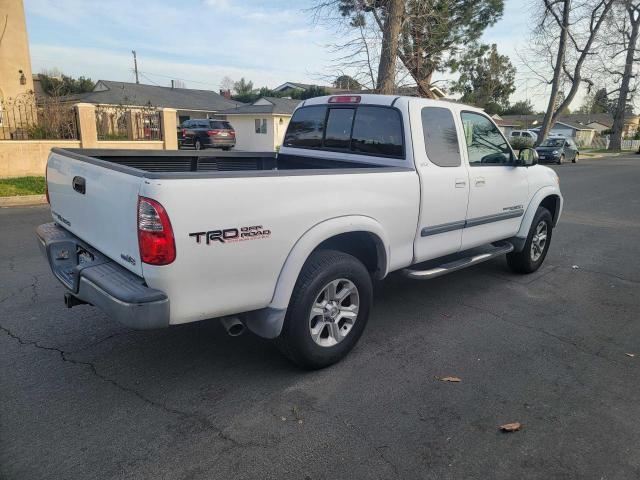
[540,138,565,147]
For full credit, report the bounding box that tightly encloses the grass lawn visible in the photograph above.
[0,176,46,196]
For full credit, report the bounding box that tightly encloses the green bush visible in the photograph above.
[509,136,534,151]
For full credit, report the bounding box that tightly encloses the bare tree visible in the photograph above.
[219,76,235,93]
[533,0,615,145]
[606,1,640,150]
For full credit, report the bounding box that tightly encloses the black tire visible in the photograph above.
[507,207,553,274]
[194,139,202,150]
[222,146,230,151]
[573,152,579,163]
[558,154,565,165]
[275,250,373,369]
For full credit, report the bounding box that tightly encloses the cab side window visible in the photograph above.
[461,112,513,166]
[421,107,461,167]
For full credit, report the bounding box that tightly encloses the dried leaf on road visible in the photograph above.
[626,353,635,357]
[500,422,522,432]
[435,376,461,383]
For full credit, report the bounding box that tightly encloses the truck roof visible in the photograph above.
[301,94,484,114]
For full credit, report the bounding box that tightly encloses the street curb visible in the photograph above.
[0,194,47,207]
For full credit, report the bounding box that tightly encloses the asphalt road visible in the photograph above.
[2,157,639,480]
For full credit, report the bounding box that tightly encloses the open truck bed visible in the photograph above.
[55,148,389,178]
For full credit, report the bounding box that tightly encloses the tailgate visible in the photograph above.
[46,150,143,276]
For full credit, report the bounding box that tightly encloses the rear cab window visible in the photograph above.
[283,104,404,159]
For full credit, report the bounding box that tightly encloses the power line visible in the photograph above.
[138,71,162,86]
[136,69,214,87]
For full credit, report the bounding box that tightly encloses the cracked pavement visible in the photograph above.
[2,157,640,479]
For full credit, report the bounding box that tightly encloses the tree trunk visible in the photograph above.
[609,6,640,151]
[415,71,436,98]
[537,0,571,146]
[376,0,404,94]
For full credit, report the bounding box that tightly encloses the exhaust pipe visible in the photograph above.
[64,293,88,308]
[220,316,245,336]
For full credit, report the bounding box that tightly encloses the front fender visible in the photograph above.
[514,185,563,247]
[268,215,390,311]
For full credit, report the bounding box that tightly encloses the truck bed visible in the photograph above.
[54,149,390,177]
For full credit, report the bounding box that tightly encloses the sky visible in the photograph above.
[24,0,555,110]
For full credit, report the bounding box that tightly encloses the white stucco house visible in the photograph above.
[221,97,301,151]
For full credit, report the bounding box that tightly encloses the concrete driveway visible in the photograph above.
[1,156,639,479]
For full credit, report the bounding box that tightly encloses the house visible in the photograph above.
[501,114,597,145]
[62,80,243,124]
[273,81,447,99]
[502,112,640,142]
[531,120,595,146]
[221,97,302,151]
[491,114,520,136]
[273,82,351,96]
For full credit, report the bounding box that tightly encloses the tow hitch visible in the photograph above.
[64,293,89,308]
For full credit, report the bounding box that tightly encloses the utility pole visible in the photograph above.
[132,50,139,84]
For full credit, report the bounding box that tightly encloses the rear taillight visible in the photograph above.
[181,129,186,137]
[207,129,221,136]
[229,130,235,137]
[137,197,176,265]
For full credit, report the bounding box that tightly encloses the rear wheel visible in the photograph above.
[507,207,553,274]
[573,152,579,163]
[275,250,372,369]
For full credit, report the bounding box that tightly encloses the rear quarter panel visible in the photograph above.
[140,170,419,324]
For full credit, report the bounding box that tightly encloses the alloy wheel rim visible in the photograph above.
[308,278,359,347]
[530,221,548,262]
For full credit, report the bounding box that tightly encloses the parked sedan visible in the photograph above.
[179,119,236,150]
[535,137,579,164]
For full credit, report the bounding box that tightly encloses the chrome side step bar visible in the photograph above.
[403,241,514,280]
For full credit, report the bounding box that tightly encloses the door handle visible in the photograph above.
[455,179,466,188]
[475,177,486,187]
[72,176,86,194]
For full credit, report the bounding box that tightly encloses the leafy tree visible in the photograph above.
[579,88,609,114]
[334,74,362,90]
[502,100,535,116]
[230,78,256,103]
[337,0,505,97]
[38,72,94,96]
[449,43,515,114]
[292,85,329,99]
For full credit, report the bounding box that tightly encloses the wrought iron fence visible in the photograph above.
[0,93,79,140]
[95,105,163,141]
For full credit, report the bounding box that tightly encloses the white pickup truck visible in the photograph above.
[37,94,562,369]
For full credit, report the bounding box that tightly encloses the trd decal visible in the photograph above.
[189,225,271,245]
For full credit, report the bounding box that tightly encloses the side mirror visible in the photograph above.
[518,148,538,167]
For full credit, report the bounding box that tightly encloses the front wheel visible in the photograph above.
[507,207,553,274]
[558,154,565,165]
[275,250,373,369]
[573,153,579,163]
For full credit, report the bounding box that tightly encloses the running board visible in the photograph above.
[403,241,514,280]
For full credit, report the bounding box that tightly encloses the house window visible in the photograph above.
[255,118,267,134]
